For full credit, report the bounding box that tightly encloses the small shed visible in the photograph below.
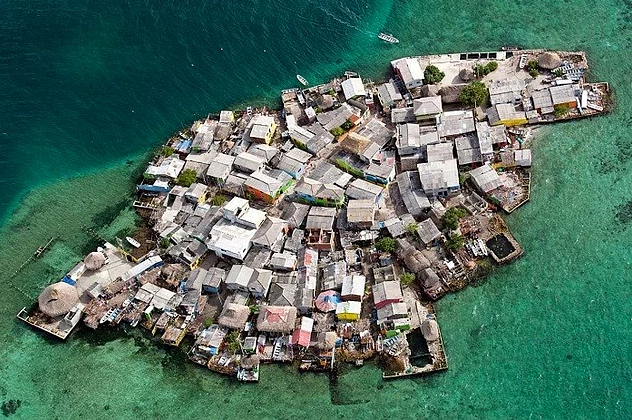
[372,281,403,309]
[469,164,502,193]
[335,301,362,321]
[341,274,366,302]
[416,218,441,246]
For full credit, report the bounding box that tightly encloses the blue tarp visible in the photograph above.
[61,275,76,286]
[176,140,192,152]
[137,184,170,193]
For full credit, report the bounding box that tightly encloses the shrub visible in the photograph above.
[443,207,467,230]
[211,194,227,206]
[176,169,197,187]
[460,81,489,108]
[161,146,174,157]
[406,223,418,235]
[424,65,445,84]
[529,68,539,78]
[330,127,344,137]
[203,318,213,328]
[400,272,415,286]
[553,69,564,77]
[485,61,498,72]
[446,233,465,252]
[473,61,499,78]
[527,60,538,71]
[375,237,397,253]
[226,331,241,354]
[553,104,569,117]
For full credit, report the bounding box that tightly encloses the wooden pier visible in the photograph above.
[10,237,56,279]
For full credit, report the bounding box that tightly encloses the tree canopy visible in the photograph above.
[211,194,227,206]
[400,272,415,286]
[446,233,465,252]
[443,207,467,230]
[424,65,445,84]
[472,61,498,78]
[330,127,344,137]
[406,223,418,235]
[176,169,197,187]
[375,237,397,253]
[459,81,488,108]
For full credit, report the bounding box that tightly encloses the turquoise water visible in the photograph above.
[1,0,631,418]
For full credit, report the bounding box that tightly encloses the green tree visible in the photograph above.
[176,169,197,187]
[529,68,539,78]
[341,119,354,131]
[405,223,418,235]
[527,60,538,71]
[161,146,174,157]
[203,318,213,328]
[424,64,445,84]
[553,69,564,77]
[553,104,569,117]
[485,61,498,73]
[160,237,171,249]
[446,233,465,252]
[331,126,344,137]
[400,272,415,286]
[211,194,227,206]
[225,331,241,354]
[375,237,397,253]
[460,81,489,108]
[443,207,467,230]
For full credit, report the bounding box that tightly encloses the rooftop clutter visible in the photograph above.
[23,48,606,380]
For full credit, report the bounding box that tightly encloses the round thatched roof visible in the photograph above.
[84,251,106,271]
[421,319,440,342]
[38,282,79,318]
[459,68,475,82]
[537,52,562,70]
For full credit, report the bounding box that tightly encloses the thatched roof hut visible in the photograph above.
[420,84,440,97]
[403,250,431,274]
[240,354,260,369]
[316,331,338,349]
[256,305,298,333]
[459,68,475,82]
[84,252,106,271]
[421,268,441,289]
[538,52,562,70]
[217,303,250,331]
[438,85,466,104]
[339,132,371,155]
[421,319,440,342]
[38,282,79,318]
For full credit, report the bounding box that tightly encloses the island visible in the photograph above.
[18,49,611,382]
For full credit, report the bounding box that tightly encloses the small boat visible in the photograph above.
[126,236,141,248]
[378,32,399,44]
[296,74,308,86]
